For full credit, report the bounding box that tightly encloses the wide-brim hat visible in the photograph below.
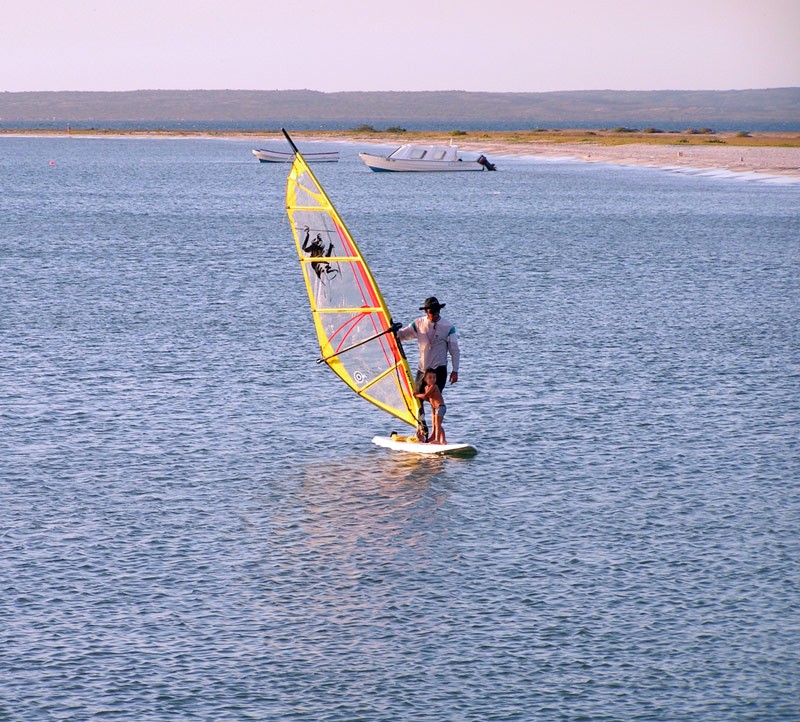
[420,296,445,310]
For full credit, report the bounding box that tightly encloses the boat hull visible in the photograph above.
[358,152,489,172]
[253,149,339,163]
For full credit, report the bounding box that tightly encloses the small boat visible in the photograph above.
[281,129,477,456]
[358,144,496,172]
[252,148,339,163]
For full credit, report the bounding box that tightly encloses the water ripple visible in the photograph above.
[1,138,798,721]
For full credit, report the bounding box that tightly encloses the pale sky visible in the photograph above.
[2,0,798,92]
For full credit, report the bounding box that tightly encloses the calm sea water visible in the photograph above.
[1,137,799,721]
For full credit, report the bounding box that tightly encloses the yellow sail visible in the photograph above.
[284,134,420,429]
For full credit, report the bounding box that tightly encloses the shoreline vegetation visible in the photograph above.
[4,127,799,177]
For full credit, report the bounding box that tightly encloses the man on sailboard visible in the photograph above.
[397,296,460,442]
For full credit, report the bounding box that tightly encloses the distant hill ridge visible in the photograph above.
[1,89,798,127]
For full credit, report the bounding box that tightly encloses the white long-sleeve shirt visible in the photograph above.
[397,315,460,373]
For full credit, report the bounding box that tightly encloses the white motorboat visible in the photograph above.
[358,144,496,172]
[252,148,339,163]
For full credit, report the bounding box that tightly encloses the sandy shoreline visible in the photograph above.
[315,134,800,178]
[456,139,800,178]
[4,129,799,178]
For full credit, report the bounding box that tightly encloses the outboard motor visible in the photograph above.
[477,154,496,171]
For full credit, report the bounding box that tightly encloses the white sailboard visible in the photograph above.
[372,435,478,457]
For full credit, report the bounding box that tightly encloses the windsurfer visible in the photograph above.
[302,226,339,280]
[397,296,460,441]
[415,369,447,444]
